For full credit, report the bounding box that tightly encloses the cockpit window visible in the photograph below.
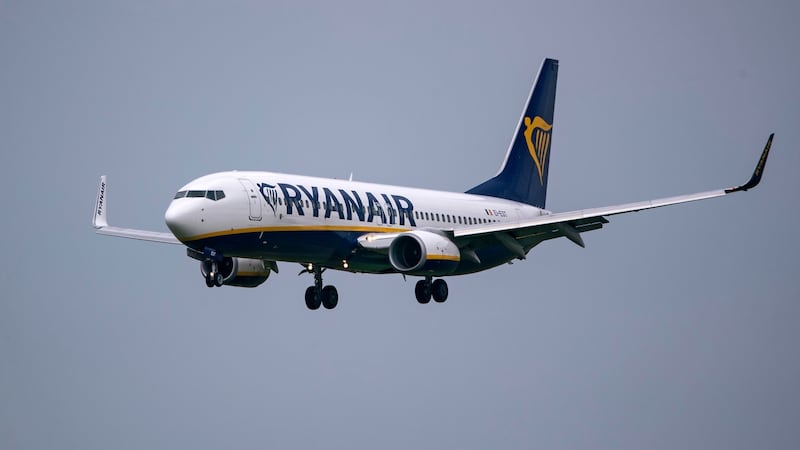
[203,190,226,200]
[175,190,226,200]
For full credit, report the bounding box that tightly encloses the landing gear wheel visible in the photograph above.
[432,279,448,303]
[321,285,339,309]
[213,272,224,287]
[305,286,321,310]
[415,280,431,304]
[205,274,214,288]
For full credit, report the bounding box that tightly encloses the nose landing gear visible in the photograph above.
[205,268,223,288]
[201,247,225,288]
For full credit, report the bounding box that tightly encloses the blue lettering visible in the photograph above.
[381,194,395,225]
[278,183,304,216]
[297,185,320,217]
[323,187,344,219]
[365,192,385,223]
[339,189,365,222]
[392,195,415,227]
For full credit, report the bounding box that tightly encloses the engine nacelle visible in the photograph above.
[201,257,271,288]
[388,230,460,276]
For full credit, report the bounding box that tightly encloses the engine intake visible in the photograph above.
[200,257,271,288]
[388,231,460,275]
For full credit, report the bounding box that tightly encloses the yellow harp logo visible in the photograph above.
[523,116,552,185]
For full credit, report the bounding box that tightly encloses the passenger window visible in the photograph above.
[174,191,187,199]
[435,213,440,221]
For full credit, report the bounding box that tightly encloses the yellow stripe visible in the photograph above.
[236,271,266,277]
[427,254,460,262]
[183,224,412,242]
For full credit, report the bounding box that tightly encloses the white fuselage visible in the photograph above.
[164,171,547,275]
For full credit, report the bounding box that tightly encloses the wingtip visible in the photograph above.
[725,133,774,194]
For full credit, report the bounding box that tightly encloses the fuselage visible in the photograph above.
[164,171,548,275]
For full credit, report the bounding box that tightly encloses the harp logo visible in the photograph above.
[523,116,552,185]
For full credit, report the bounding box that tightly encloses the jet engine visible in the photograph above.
[200,257,271,288]
[388,230,460,276]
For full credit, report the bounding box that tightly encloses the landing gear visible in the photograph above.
[203,260,224,287]
[305,286,321,310]
[321,285,339,309]
[200,247,226,288]
[204,269,223,287]
[415,279,431,304]
[432,279,448,303]
[301,264,339,310]
[415,277,448,304]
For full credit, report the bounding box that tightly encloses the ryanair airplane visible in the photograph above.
[92,58,773,310]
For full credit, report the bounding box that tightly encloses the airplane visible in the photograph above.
[92,58,774,310]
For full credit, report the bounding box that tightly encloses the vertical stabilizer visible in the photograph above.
[467,58,558,208]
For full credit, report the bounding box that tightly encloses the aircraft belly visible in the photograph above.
[452,244,517,275]
[186,229,365,264]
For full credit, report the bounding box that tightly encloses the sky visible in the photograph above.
[2,1,799,449]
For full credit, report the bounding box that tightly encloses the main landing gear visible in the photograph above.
[300,264,339,310]
[414,276,448,304]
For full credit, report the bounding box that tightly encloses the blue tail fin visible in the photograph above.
[466,58,558,209]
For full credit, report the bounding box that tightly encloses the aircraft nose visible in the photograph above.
[164,200,194,239]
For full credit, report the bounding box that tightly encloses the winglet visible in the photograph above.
[93,175,109,228]
[725,133,774,193]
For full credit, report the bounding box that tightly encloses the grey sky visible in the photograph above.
[2,1,798,449]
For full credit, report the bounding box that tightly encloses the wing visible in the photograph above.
[454,133,774,251]
[92,175,182,245]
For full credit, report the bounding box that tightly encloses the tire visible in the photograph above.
[432,279,448,303]
[415,280,431,304]
[205,275,215,288]
[214,272,224,287]
[321,285,339,309]
[305,286,321,310]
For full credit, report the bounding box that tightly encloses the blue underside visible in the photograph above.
[185,230,519,276]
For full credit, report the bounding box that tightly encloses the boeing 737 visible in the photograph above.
[92,58,773,310]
